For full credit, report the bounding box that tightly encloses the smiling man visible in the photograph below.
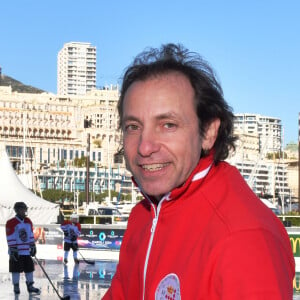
[102,44,295,300]
[122,72,207,200]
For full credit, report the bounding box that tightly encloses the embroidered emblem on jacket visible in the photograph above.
[155,273,181,300]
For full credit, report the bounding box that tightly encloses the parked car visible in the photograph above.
[86,206,128,224]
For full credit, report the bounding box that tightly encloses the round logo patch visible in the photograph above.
[18,228,28,242]
[155,273,181,300]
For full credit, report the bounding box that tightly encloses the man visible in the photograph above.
[61,213,81,264]
[102,43,295,299]
[6,202,40,295]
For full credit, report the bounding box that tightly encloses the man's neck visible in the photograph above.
[16,214,24,220]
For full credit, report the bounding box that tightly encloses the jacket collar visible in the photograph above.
[132,151,215,203]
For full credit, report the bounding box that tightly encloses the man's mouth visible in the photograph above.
[141,163,169,171]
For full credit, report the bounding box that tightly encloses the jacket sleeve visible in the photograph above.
[27,218,35,244]
[76,223,81,236]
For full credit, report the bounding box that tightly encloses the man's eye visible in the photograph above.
[125,124,139,131]
[164,123,176,129]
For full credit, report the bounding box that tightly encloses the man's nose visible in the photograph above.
[137,128,160,157]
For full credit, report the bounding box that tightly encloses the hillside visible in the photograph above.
[0,74,45,93]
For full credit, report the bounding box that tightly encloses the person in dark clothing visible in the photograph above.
[6,201,40,295]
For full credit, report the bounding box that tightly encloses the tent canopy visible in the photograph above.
[0,147,60,225]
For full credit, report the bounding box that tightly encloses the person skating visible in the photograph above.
[61,214,81,264]
[6,201,40,295]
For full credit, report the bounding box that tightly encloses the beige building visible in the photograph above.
[0,85,122,172]
[285,144,299,201]
[0,84,297,201]
[286,161,298,200]
[228,130,260,163]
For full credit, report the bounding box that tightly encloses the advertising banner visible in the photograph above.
[34,225,125,251]
[78,227,124,250]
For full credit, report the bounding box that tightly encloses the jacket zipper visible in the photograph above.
[142,197,166,300]
[140,164,212,299]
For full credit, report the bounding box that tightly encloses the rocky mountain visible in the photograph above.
[0,74,45,93]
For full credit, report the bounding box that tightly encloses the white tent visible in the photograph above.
[0,148,60,225]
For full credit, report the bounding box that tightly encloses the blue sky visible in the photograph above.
[1,0,299,145]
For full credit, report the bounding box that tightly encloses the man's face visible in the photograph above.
[122,72,202,200]
[71,217,78,223]
[17,207,27,218]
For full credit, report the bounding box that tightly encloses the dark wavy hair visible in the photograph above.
[118,43,237,162]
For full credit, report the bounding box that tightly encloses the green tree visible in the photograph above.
[41,189,74,203]
[73,156,95,167]
[59,159,66,168]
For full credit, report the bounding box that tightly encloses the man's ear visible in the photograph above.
[202,118,221,150]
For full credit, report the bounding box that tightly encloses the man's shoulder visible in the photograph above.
[61,220,71,226]
[204,162,279,228]
[6,217,18,235]
[24,217,32,224]
[6,217,18,227]
[207,161,246,188]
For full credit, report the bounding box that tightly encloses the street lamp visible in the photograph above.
[84,117,92,205]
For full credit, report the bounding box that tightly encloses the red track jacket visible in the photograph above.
[103,154,295,299]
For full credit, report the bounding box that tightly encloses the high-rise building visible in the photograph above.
[229,113,291,198]
[57,42,96,95]
[234,113,282,155]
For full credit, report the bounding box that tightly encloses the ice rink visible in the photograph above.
[0,258,116,300]
[1,257,300,299]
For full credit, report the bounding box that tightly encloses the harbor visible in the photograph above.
[1,224,300,298]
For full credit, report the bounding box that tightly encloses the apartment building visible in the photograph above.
[229,113,294,200]
[234,113,282,155]
[57,42,96,95]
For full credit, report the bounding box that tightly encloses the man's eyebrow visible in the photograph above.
[155,112,178,120]
[122,112,180,124]
[122,115,141,125]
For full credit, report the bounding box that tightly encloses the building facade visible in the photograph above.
[0,84,297,202]
[229,113,295,201]
[234,113,282,155]
[0,85,122,173]
[57,42,96,95]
